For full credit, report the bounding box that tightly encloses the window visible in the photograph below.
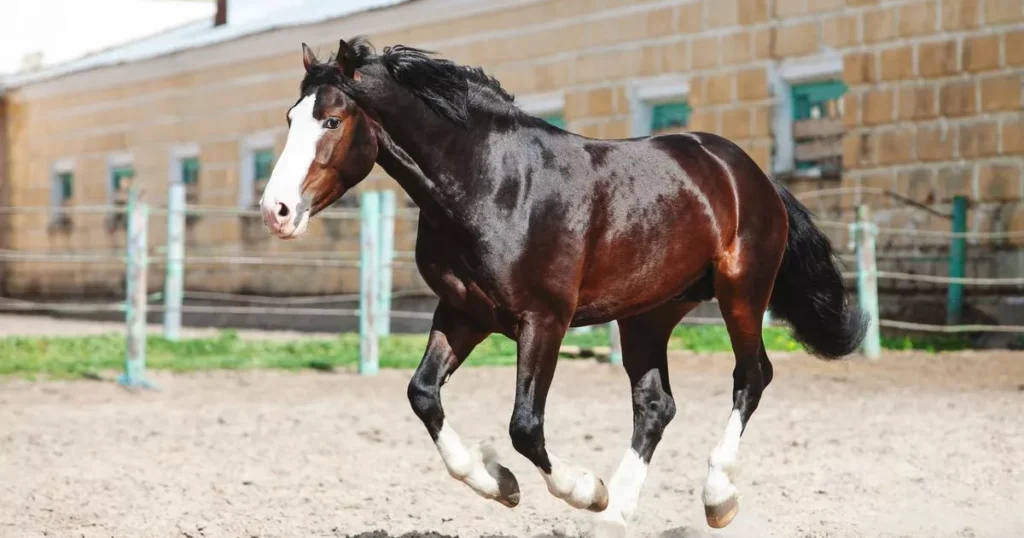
[770,53,846,179]
[239,132,277,210]
[111,165,135,205]
[253,149,274,206]
[181,156,200,185]
[49,162,74,233]
[539,113,566,129]
[180,156,201,227]
[254,149,274,183]
[517,91,567,131]
[106,152,134,231]
[792,80,846,121]
[790,80,846,177]
[239,135,278,242]
[650,101,692,135]
[628,74,691,138]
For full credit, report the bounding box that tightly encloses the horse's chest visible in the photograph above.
[415,240,511,331]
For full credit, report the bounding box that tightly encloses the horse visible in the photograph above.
[257,37,867,537]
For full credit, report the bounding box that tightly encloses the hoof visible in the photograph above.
[704,495,738,529]
[491,462,521,508]
[479,440,519,507]
[586,478,610,512]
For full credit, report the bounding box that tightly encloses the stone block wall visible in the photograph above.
[3,0,1022,301]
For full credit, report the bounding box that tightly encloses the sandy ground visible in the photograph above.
[2,343,1023,538]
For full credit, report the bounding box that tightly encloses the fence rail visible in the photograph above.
[1,192,1021,386]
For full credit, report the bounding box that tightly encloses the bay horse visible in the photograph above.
[259,37,867,537]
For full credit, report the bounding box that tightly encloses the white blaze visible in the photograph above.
[260,92,323,237]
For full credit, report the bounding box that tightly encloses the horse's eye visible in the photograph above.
[324,117,341,130]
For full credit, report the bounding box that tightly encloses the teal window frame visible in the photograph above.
[181,156,200,185]
[791,80,847,121]
[56,171,73,201]
[650,102,692,132]
[539,113,565,129]
[111,165,135,192]
[254,149,275,181]
[791,80,847,171]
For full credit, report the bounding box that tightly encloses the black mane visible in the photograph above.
[303,36,516,126]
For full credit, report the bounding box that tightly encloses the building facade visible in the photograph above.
[1,0,1022,303]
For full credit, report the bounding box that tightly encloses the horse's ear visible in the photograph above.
[301,43,317,72]
[336,38,357,78]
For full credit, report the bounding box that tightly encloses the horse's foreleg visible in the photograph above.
[408,303,520,507]
[509,312,609,512]
[701,258,778,529]
[593,303,694,538]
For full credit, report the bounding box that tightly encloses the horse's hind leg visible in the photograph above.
[593,301,698,538]
[408,302,520,507]
[701,245,782,528]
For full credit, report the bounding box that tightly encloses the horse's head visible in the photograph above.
[259,41,377,240]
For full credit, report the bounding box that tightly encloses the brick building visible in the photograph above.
[0,0,1021,309]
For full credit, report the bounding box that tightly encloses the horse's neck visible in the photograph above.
[373,125,473,226]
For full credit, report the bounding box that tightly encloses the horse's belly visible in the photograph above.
[572,230,716,325]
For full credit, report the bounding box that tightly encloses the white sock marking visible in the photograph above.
[434,420,502,499]
[541,453,605,509]
[598,448,648,526]
[703,409,743,507]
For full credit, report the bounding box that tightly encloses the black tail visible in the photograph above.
[768,184,868,359]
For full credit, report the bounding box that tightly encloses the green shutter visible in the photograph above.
[58,172,73,200]
[111,166,135,191]
[791,80,847,121]
[181,157,200,185]
[254,150,275,181]
[650,102,692,132]
[540,114,565,129]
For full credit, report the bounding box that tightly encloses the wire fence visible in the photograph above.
[0,188,1021,384]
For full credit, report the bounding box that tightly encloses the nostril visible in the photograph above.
[276,202,290,218]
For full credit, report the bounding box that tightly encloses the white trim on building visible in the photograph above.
[515,90,565,117]
[238,131,277,209]
[770,51,844,176]
[628,74,691,137]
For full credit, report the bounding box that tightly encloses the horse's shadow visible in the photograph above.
[483,527,720,538]
[656,527,719,538]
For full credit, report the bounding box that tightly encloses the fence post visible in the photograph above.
[607,321,622,365]
[359,191,381,375]
[163,181,186,340]
[854,205,881,360]
[377,190,395,336]
[119,187,157,389]
[946,195,967,325]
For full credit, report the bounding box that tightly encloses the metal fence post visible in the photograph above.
[359,191,381,375]
[163,181,186,340]
[854,205,881,360]
[377,190,395,336]
[119,187,157,389]
[946,195,967,325]
[607,321,622,365]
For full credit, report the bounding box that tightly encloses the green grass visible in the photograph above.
[0,325,973,379]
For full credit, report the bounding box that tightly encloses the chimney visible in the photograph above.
[215,0,227,26]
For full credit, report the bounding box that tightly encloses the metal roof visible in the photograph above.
[0,0,408,90]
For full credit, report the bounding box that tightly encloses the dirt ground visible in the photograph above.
[1,313,1023,538]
